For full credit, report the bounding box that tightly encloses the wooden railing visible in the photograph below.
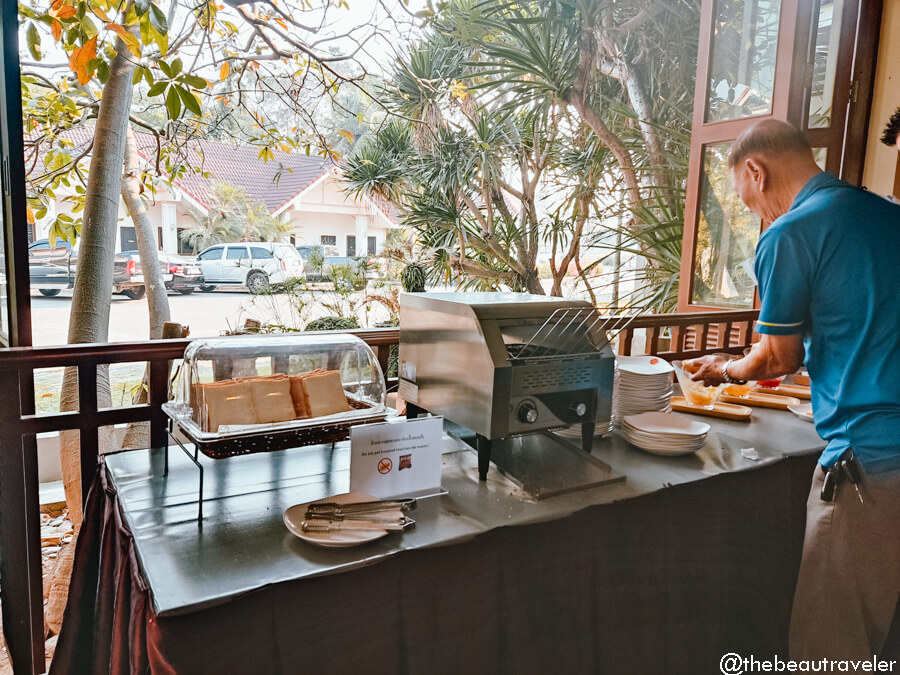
[0,327,398,675]
[0,310,757,674]
[610,309,759,359]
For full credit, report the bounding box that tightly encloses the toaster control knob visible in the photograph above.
[571,402,587,418]
[517,402,538,424]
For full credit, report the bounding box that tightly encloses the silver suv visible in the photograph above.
[195,243,304,294]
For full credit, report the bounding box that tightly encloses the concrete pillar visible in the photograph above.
[161,203,177,253]
[355,214,369,257]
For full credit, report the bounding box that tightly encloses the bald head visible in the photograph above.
[729,120,814,168]
[729,120,822,224]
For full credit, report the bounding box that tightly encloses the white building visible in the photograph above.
[29,128,399,256]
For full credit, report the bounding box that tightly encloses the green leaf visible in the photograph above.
[134,0,151,16]
[143,67,154,86]
[26,23,41,61]
[170,58,183,77]
[176,85,201,116]
[149,3,168,34]
[132,66,144,85]
[166,86,181,119]
[147,81,167,97]
[181,74,207,89]
[97,60,110,84]
[139,13,152,49]
[157,59,171,77]
[80,15,98,38]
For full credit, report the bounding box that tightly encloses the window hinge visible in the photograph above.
[849,79,859,104]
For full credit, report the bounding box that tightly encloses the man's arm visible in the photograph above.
[686,332,805,386]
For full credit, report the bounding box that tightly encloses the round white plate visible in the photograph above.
[623,436,706,451]
[623,435,705,456]
[622,426,706,442]
[623,411,710,436]
[616,355,674,376]
[788,403,815,423]
[284,492,389,548]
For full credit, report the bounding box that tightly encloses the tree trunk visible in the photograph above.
[58,41,135,525]
[120,124,174,449]
[48,37,136,638]
[121,322,187,450]
[122,124,171,339]
[611,213,623,311]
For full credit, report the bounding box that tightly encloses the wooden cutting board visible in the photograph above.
[671,397,752,421]
[721,392,801,410]
[753,384,811,399]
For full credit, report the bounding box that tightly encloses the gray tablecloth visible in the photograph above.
[53,409,838,673]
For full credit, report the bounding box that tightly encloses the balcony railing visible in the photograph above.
[0,310,757,674]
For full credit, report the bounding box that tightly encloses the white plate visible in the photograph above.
[622,425,706,440]
[622,435,706,450]
[616,355,674,376]
[623,411,710,436]
[283,492,389,548]
[623,434,705,456]
[788,403,815,423]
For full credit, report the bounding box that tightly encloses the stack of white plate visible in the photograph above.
[622,411,710,456]
[613,355,674,424]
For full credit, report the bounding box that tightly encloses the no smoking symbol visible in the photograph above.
[378,458,393,474]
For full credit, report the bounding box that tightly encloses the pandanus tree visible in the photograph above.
[181,182,291,252]
[344,0,698,308]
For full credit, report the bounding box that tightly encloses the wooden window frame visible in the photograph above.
[678,0,883,313]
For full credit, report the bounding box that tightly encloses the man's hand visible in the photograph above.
[684,354,729,386]
[683,333,805,387]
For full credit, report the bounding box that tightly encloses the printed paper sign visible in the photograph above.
[350,416,443,498]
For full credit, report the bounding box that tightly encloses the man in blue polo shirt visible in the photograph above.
[688,119,900,659]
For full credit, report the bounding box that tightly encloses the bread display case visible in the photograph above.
[164,333,387,458]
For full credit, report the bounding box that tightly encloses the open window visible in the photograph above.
[678,0,881,312]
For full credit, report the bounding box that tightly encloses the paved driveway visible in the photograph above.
[29,288,379,346]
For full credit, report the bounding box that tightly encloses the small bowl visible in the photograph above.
[722,358,756,398]
[673,360,722,409]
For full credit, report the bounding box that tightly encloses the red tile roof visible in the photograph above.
[32,126,333,213]
[132,134,331,212]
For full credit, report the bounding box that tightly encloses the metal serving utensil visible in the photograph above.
[301,516,416,533]
[305,498,417,516]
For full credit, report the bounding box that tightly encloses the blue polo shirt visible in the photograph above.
[754,172,900,473]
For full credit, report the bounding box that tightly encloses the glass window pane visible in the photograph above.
[706,0,782,123]
[808,0,844,129]
[692,142,761,308]
[250,247,273,259]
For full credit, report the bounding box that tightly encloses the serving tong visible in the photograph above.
[301,498,417,533]
[305,498,417,517]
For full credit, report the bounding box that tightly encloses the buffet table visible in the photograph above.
[52,408,830,674]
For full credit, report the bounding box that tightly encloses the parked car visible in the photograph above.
[116,251,204,295]
[28,239,146,300]
[195,242,304,294]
